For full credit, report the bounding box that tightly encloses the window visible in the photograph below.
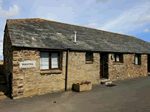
[114,54,123,63]
[40,52,61,70]
[86,52,93,61]
[135,54,141,65]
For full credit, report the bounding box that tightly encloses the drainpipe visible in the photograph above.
[65,48,70,91]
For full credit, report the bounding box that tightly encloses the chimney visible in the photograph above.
[74,31,77,43]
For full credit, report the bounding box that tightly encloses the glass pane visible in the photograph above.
[51,53,58,68]
[40,52,49,69]
[116,55,120,61]
[86,53,91,60]
[135,56,138,64]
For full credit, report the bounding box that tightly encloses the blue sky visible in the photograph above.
[0,0,150,60]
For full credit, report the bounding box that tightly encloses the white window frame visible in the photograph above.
[40,52,60,70]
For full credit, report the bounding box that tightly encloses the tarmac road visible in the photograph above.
[0,76,150,112]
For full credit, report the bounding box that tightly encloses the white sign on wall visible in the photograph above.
[19,61,36,68]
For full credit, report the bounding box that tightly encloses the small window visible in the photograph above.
[135,54,141,65]
[86,52,93,61]
[40,52,61,70]
[114,54,123,63]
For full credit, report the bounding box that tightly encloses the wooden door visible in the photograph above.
[100,53,109,79]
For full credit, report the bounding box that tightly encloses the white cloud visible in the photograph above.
[34,0,96,24]
[35,4,75,23]
[100,1,150,34]
[143,28,150,32]
[100,12,132,30]
[96,0,109,3]
[0,0,19,18]
[43,13,58,21]
[88,22,99,28]
[117,31,124,34]
[137,15,150,24]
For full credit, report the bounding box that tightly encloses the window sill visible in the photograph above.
[113,62,123,65]
[134,64,141,66]
[86,61,93,64]
[40,69,62,74]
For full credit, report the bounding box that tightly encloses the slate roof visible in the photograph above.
[6,18,150,54]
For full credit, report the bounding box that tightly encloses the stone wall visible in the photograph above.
[3,28,13,87]
[11,49,148,99]
[12,49,100,99]
[108,54,148,81]
[67,52,100,89]
[12,50,64,99]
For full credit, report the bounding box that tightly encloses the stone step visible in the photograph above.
[0,90,8,100]
[101,79,111,83]
[105,81,113,85]
[0,91,5,96]
[100,79,113,85]
[0,84,9,100]
[0,95,7,100]
[0,91,8,95]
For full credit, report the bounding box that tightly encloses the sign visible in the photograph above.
[20,61,36,68]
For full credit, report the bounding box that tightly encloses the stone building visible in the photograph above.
[3,18,150,99]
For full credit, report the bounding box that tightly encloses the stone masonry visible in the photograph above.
[3,47,149,99]
[12,49,64,99]
[108,54,148,81]
[11,49,100,99]
[67,52,100,89]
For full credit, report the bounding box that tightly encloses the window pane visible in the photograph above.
[40,52,49,69]
[86,53,90,60]
[135,55,138,64]
[116,55,120,61]
[51,53,58,68]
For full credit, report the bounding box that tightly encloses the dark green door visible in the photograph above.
[100,53,108,79]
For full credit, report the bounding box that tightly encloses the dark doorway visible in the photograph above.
[100,53,109,79]
[148,55,150,73]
